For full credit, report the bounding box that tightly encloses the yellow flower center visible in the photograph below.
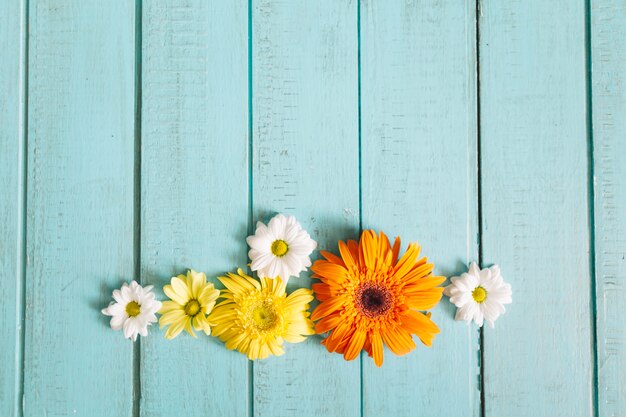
[126,301,141,317]
[472,286,488,303]
[250,301,279,331]
[184,299,201,316]
[271,240,289,257]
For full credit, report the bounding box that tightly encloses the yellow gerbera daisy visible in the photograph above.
[159,270,220,339]
[208,268,315,360]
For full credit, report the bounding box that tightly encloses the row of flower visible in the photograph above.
[102,214,512,367]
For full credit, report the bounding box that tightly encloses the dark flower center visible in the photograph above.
[355,283,393,318]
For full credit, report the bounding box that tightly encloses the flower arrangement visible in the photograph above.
[101,213,512,365]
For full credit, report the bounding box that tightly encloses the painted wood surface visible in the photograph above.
[479,1,593,416]
[591,0,626,414]
[140,1,249,416]
[360,1,479,416]
[23,1,136,416]
[251,1,361,415]
[0,1,25,416]
[1,0,624,416]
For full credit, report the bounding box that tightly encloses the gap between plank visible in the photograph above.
[247,0,254,416]
[474,1,485,416]
[357,1,364,416]
[583,0,599,415]
[132,0,143,416]
[16,0,29,415]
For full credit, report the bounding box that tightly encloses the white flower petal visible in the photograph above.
[445,262,512,328]
[112,289,125,303]
[268,214,286,237]
[469,262,481,277]
[103,281,161,340]
[110,314,125,330]
[247,214,316,280]
[474,309,484,327]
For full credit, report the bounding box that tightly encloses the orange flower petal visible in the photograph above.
[310,262,349,284]
[315,312,343,334]
[338,240,357,270]
[401,310,440,347]
[371,332,384,367]
[320,250,346,267]
[391,236,401,266]
[344,329,367,361]
[311,296,347,321]
[392,243,420,280]
[404,288,444,310]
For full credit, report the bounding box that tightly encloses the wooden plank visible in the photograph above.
[251,1,360,415]
[479,1,593,416]
[591,0,626,414]
[24,1,136,415]
[0,0,26,415]
[360,1,479,416]
[139,1,249,416]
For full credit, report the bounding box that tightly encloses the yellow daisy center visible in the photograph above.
[126,301,141,317]
[472,286,487,303]
[184,299,201,317]
[250,300,280,331]
[271,239,289,257]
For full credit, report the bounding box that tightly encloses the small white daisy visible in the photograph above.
[246,214,317,282]
[444,262,512,328]
[101,281,162,341]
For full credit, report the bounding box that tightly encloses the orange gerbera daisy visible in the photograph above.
[310,230,445,367]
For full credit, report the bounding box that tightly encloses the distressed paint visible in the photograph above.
[591,0,626,414]
[360,1,480,416]
[479,1,593,416]
[0,0,622,416]
[140,1,249,416]
[251,1,360,416]
[23,0,136,416]
[0,0,25,415]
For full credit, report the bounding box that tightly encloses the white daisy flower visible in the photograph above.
[444,262,512,328]
[101,281,162,341]
[246,214,317,283]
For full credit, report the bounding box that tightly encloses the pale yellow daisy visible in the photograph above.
[159,270,220,339]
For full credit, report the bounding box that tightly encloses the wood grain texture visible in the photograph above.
[479,1,593,416]
[0,0,25,415]
[24,1,136,416]
[360,1,479,416]
[251,1,360,415]
[139,1,249,416]
[591,0,626,414]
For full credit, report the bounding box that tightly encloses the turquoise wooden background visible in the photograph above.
[1,0,624,416]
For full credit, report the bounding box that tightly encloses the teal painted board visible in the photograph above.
[139,1,249,416]
[479,1,593,416]
[0,0,25,415]
[24,1,136,416]
[591,0,626,414]
[360,1,479,416]
[251,0,361,415]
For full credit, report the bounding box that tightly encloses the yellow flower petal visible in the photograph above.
[164,318,186,339]
[184,317,196,338]
[171,276,191,302]
[163,284,186,305]
[159,310,186,328]
[190,270,206,298]
[159,300,184,314]
[209,269,313,360]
